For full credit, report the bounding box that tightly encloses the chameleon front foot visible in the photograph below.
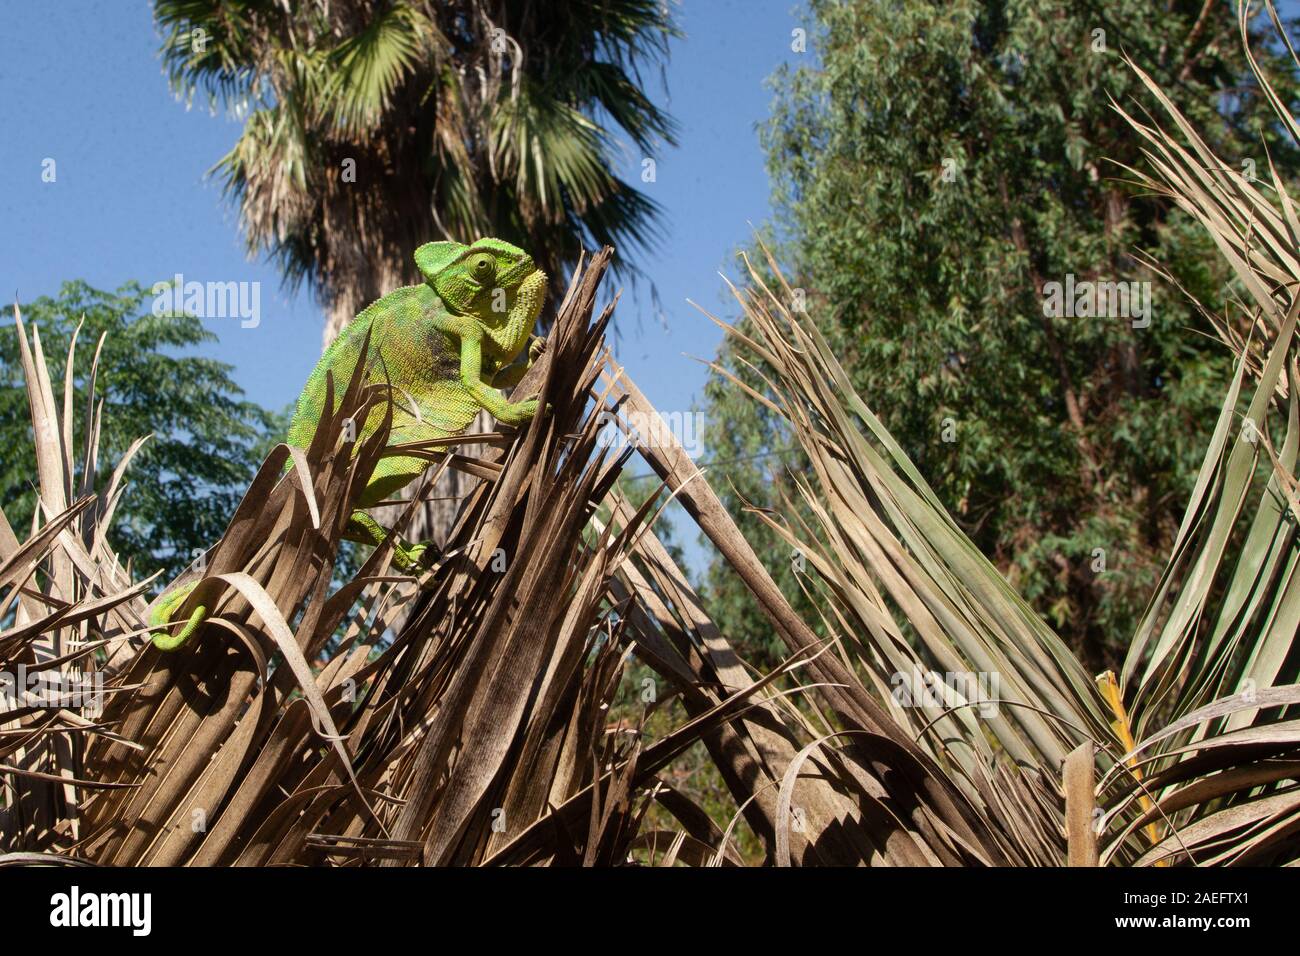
[497,396,554,427]
[500,397,540,425]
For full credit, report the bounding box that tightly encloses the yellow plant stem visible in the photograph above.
[1095,670,1166,864]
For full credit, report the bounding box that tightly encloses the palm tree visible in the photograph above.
[154,0,678,343]
[154,0,677,552]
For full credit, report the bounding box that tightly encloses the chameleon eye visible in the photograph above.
[472,256,495,281]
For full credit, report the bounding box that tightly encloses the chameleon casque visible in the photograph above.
[149,237,548,651]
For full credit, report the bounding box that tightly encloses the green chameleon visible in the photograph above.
[149,237,548,651]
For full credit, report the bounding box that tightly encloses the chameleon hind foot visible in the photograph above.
[149,582,210,651]
[396,540,441,573]
[346,510,441,573]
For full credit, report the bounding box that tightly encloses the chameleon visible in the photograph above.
[149,237,548,651]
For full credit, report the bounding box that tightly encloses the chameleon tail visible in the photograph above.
[149,582,210,651]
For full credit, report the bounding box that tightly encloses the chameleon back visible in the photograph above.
[286,284,483,506]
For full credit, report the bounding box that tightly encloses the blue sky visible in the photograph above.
[0,1,800,427]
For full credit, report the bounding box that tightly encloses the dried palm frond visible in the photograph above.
[678,0,1300,867]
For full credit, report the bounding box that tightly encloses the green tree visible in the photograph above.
[154,0,678,344]
[0,281,276,581]
[705,0,1300,670]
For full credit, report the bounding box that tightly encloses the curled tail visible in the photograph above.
[149,582,209,651]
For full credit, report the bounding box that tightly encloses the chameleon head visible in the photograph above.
[414,237,547,329]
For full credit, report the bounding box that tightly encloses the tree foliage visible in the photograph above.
[0,281,275,581]
[705,0,1300,669]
